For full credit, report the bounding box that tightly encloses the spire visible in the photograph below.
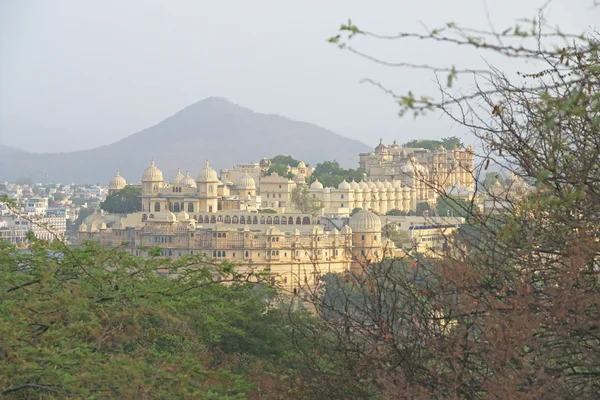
[151,159,155,167]
[177,167,181,174]
[379,138,383,144]
[116,169,120,176]
[185,170,190,176]
[205,160,210,168]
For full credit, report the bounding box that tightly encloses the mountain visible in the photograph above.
[0,97,371,184]
[0,145,27,155]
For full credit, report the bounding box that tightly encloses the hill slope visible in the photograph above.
[0,98,371,184]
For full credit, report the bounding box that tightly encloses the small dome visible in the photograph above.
[196,160,218,182]
[375,181,385,189]
[387,186,394,193]
[349,208,381,233]
[375,138,388,154]
[384,180,393,189]
[390,139,400,149]
[324,187,331,193]
[109,169,127,190]
[170,168,184,184]
[349,180,359,190]
[341,225,352,234]
[298,161,306,168]
[181,170,196,187]
[338,180,351,190]
[142,160,164,182]
[358,181,368,190]
[311,180,324,190]
[236,172,256,189]
[221,175,234,185]
[367,181,376,189]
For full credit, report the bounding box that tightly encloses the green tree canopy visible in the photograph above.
[436,197,473,218]
[290,186,322,216]
[100,186,141,214]
[308,160,365,188]
[266,164,294,179]
[270,155,302,167]
[403,136,463,150]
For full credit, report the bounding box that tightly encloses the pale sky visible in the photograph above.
[0,0,597,152]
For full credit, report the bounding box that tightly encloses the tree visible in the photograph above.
[482,171,505,188]
[416,201,431,216]
[290,186,322,216]
[386,208,414,216]
[300,6,600,398]
[308,160,365,188]
[266,164,294,179]
[258,208,277,214]
[51,192,66,202]
[350,207,362,216]
[382,223,411,248]
[435,197,472,218]
[100,186,141,214]
[403,136,463,150]
[270,155,302,167]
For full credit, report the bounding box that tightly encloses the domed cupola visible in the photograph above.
[375,138,388,154]
[348,206,382,233]
[196,160,218,183]
[236,172,256,190]
[390,139,400,150]
[298,161,306,168]
[109,169,127,190]
[170,168,184,184]
[310,180,324,190]
[181,170,196,187]
[142,160,163,182]
[338,180,351,190]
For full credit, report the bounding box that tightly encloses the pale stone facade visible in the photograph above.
[78,208,392,292]
[360,139,476,202]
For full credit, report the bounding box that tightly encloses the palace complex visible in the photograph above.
[81,141,474,291]
[360,139,476,194]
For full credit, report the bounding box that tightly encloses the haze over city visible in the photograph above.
[1,0,596,153]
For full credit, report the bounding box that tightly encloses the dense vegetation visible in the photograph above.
[2,4,600,399]
[403,136,463,150]
[100,186,142,214]
[308,160,365,188]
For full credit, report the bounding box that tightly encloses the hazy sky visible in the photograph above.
[0,0,597,152]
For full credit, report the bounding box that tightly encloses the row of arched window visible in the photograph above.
[194,215,311,225]
[153,202,195,213]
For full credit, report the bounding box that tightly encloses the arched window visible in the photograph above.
[204,215,209,223]
[245,251,249,257]
[224,216,231,224]
[253,216,258,224]
[150,214,154,219]
[260,217,266,224]
[296,217,301,225]
[289,217,294,225]
[341,194,344,199]
[154,185,158,191]
[302,217,310,225]
[209,205,213,212]
[232,216,239,223]
[213,250,217,257]
[217,215,223,222]
[281,216,287,225]
[142,214,148,222]
[243,216,249,224]
[172,187,175,193]
[210,215,216,223]
[173,202,180,212]
[188,203,194,212]
[266,216,272,224]
[274,216,279,224]
[217,251,221,257]
[168,250,172,256]
[155,202,160,212]
[222,251,226,257]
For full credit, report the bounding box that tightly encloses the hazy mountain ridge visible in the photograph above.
[0,97,371,183]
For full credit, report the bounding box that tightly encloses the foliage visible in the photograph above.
[258,208,277,214]
[403,136,463,150]
[306,5,600,398]
[266,164,294,179]
[51,192,66,202]
[435,197,472,218]
[0,238,308,398]
[308,160,365,188]
[416,201,431,216]
[386,208,415,216]
[382,223,411,248]
[270,155,302,167]
[482,171,505,188]
[290,186,322,216]
[100,186,141,214]
[350,207,362,216]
